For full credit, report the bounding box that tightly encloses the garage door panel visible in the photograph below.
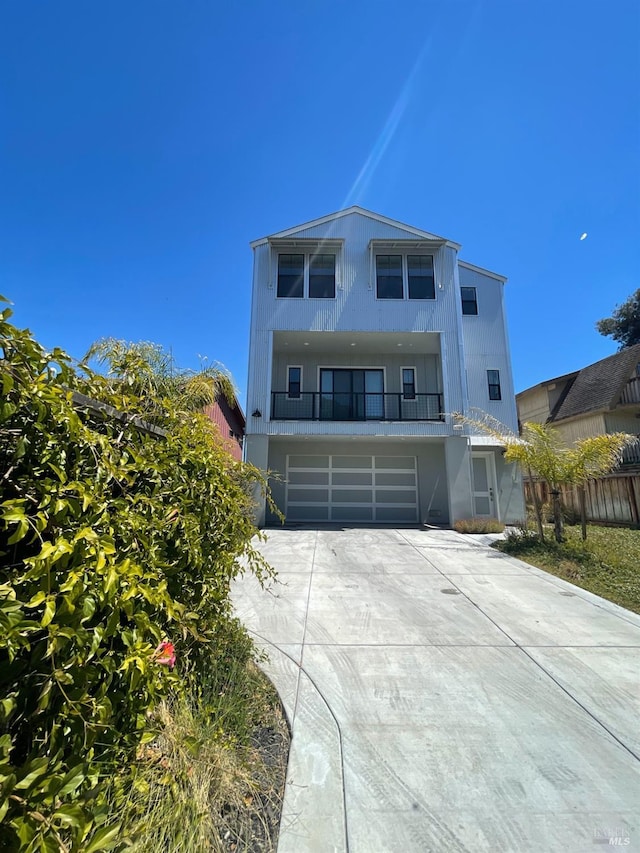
[332,505,374,521]
[375,456,416,470]
[286,455,418,522]
[332,472,372,486]
[287,488,329,503]
[288,471,329,485]
[375,472,416,487]
[288,505,329,521]
[332,455,373,469]
[288,455,330,469]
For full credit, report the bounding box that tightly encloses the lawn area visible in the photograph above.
[496,525,640,615]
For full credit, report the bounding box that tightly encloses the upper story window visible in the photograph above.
[487,370,501,400]
[277,252,335,299]
[461,286,478,315]
[402,367,416,400]
[287,366,302,399]
[376,254,435,300]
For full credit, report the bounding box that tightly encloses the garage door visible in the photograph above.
[285,455,418,523]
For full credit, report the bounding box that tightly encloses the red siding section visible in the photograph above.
[203,394,245,461]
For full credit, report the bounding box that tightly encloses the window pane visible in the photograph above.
[487,370,501,400]
[309,253,335,298]
[461,286,478,315]
[402,368,416,399]
[288,366,301,398]
[277,254,304,298]
[376,255,403,299]
[407,255,435,299]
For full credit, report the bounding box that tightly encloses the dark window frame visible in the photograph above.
[461,286,478,315]
[375,253,436,300]
[277,254,304,298]
[402,367,416,400]
[287,366,302,399]
[487,369,501,401]
[276,251,336,299]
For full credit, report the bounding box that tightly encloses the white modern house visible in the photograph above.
[245,207,524,526]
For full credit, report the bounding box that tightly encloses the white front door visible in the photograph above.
[471,453,499,519]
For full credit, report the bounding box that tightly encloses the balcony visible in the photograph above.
[620,436,640,467]
[271,392,444,421]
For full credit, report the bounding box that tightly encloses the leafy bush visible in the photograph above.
[453,517,505,534]
[0,300,272,850]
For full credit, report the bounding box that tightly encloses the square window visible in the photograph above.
[288,366,302,399]
[461,286,478,315]
[407,255,435,299]
[376,255,403,299]
[402,368,416,400]
[309,253,335,298]
[487,370,501,400]
[277,254,304,298]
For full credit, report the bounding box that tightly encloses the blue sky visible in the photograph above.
[2,1,639,406]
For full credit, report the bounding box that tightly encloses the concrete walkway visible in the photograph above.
[231,527,640,853]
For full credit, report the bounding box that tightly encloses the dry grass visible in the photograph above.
[453,517,505,534]
[112,653,289,853]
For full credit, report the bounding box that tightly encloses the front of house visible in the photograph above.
[245,207,524,526]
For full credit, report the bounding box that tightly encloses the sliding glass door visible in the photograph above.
[319,369,384,420]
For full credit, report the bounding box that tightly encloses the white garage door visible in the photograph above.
[285,454,418,523]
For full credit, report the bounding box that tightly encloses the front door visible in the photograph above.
[471,453,499,519]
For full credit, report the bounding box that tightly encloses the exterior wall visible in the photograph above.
[265,438,449,526]
[553,414,606,444]
[604,412,640,435]
[271,352,441,395]
[246,210,467,437]
[460,265,518,432]
[203,396,244,461]
[246,209,521,525]
[517,387,551,424]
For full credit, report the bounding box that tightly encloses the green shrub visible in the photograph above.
[0,300,272,851]
[453,517,505,534]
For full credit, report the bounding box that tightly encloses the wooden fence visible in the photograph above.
[524,470,640,528]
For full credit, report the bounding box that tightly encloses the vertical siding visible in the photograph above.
[248,211,469,437]
[459,265,518,432]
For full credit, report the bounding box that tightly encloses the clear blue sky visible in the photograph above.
[2,1,639,406]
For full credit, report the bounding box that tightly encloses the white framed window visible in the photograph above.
[277,252,336,299]
[401,367,416,400]
[287,366,302,399]
[375,254,435,300]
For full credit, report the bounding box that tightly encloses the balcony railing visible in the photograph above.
[619,376,640,405]
[271,392,444,421]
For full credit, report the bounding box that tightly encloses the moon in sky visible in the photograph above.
[580,233,588,240]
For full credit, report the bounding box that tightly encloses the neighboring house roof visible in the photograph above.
[250,205,462,250]
[519,344,640,423]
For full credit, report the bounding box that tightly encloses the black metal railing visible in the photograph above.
[271,392,444,421]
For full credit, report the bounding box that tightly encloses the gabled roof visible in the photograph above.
[544,344,640,422]
[250,206,462,250]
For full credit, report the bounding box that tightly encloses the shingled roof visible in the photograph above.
[551,343,640,422]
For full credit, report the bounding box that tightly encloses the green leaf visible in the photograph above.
[57,763,86,797]
[53,803,86,829]
[41,597,56,627]
[14,757,49,791]
[83,823,122,852]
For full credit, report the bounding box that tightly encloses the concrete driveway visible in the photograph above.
[231,527,640,853]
